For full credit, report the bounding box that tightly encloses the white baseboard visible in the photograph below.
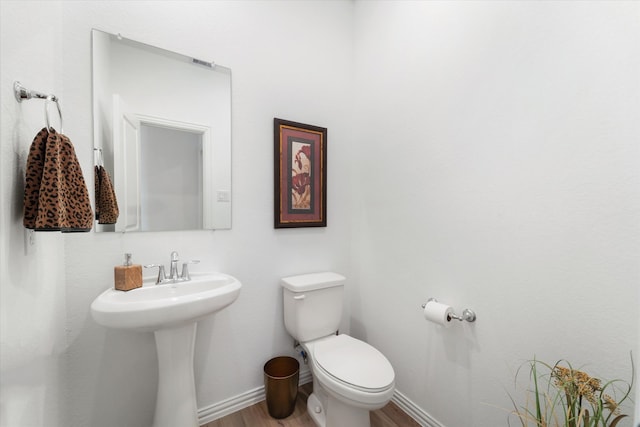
[298,368,313,385]
[197,385,264,424]
[197,369,313,425]
[198,371,444,427]
[391,389,445,427]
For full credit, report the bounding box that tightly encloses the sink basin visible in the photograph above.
[90,272,241,427]
[91,272,241,331]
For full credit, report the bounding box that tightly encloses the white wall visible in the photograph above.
[0,2,68,427]
[2,1,638,427]
[352,1,639,426]
[2,1,353,426]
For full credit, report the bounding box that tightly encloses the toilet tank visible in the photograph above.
[281,272,345,343]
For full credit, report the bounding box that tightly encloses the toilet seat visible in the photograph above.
[313,335,395,393]
[305,335,395,409]
[303,334,394,411]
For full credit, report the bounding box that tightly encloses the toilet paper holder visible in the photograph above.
[421,298,477,323]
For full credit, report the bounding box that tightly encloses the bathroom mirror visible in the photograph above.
[92,29,231,232]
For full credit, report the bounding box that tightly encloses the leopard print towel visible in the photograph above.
[94,165,119,224]
[23,128,94,232]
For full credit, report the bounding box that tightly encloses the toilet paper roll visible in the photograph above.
[423,301,454,327]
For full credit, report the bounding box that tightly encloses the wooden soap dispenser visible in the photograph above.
[114,253,142,291]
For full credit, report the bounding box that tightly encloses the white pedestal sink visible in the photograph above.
[91,272,241,427]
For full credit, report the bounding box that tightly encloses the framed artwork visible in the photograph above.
[274,118,327,228]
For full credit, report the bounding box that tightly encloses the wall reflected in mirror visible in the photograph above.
[92,29,232,232]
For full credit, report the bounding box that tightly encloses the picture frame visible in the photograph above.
[274,118,327,228]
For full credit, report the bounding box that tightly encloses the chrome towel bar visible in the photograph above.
[13,81,63,133]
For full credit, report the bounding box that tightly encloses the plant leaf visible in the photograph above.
[579,408,589,426]
[608,414,627,427]
[532,360,543,424]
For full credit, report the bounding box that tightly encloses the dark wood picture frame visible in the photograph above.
[274,118,327,228]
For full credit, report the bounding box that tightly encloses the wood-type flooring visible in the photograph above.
[203,382,420,427]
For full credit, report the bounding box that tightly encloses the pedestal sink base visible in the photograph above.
[90,272,242,427]
[153,323,199,427]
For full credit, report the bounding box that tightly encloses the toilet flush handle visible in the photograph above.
[293,295,306,300]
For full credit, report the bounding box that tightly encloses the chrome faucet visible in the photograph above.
[169,251,180,280]
[145,251,200,285]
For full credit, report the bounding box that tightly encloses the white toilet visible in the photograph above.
[281,272,395,427]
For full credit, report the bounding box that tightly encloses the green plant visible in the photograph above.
[509,355,634,427]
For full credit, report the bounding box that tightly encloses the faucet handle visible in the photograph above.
[144,264,166,284]
[170,251,179,261]
[180,260,200,280]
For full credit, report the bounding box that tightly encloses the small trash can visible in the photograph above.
[263,356,299,419]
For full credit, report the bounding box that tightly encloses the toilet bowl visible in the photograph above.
[303,335,395,427]
[281,272,396,427]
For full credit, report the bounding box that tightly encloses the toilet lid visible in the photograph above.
[313,335,394,391]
